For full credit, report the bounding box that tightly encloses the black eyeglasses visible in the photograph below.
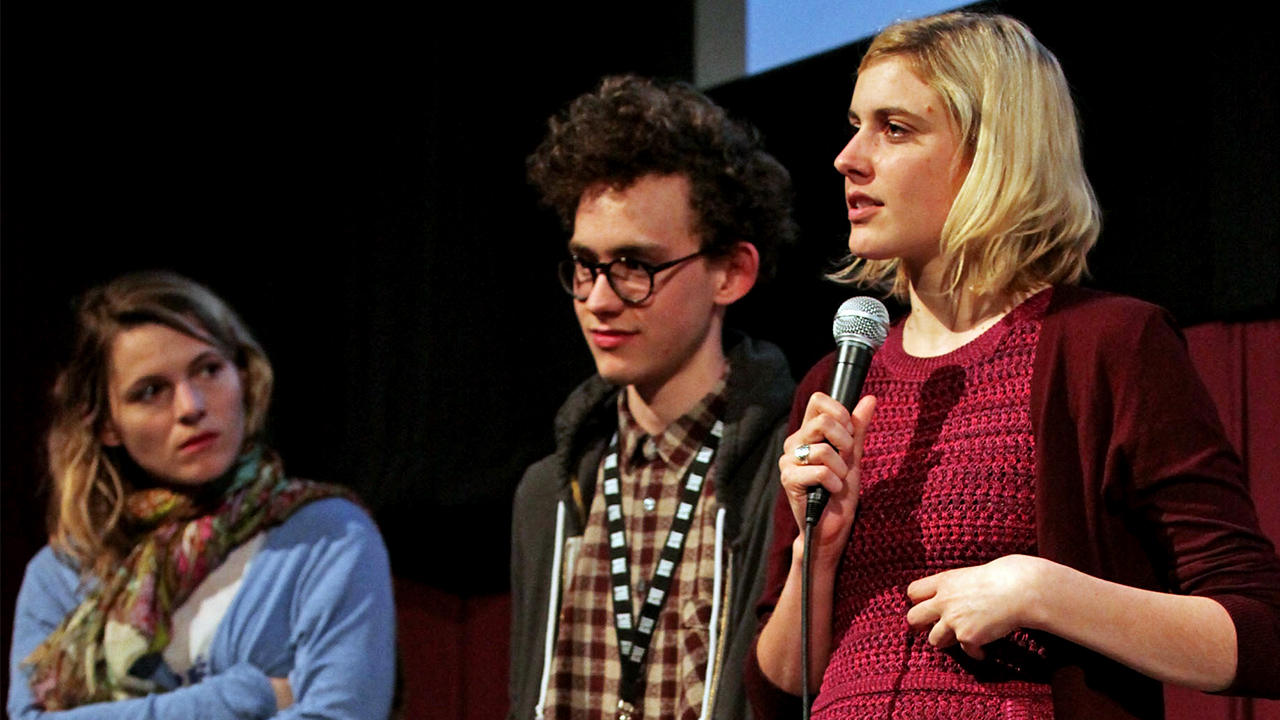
[558,251,705,305]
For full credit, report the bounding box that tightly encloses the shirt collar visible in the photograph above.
[616,370,729,467]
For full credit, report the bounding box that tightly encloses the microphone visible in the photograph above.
[804,296,890,525]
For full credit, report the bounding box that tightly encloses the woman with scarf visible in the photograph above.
[7,271,395,719]
[748,12,1280,719]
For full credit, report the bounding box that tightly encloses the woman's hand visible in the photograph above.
[779,392,876,571]
[905,554,1239,691]
[905,554,1049,659]
[270,677,294,711]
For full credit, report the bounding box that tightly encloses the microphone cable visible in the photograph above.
[802,514,817,720]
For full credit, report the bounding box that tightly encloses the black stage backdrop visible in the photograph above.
[3,0,1277,701]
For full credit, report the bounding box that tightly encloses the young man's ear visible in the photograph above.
[711,241,760,306]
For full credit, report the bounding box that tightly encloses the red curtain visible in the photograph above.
[396,579,511,719]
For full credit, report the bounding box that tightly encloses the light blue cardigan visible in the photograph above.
[8,498,395,720]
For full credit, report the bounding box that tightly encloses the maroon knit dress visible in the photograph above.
[812,290,1055,719]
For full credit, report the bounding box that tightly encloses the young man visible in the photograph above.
[510,75,797,720]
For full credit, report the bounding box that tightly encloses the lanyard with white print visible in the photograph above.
[601,419,723,720]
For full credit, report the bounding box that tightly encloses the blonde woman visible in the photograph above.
[750,12,1280,719]
[8,272,395,719]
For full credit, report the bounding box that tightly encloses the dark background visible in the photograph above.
[3,0,1277,702]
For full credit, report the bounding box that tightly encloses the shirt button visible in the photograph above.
[643,497,656,512]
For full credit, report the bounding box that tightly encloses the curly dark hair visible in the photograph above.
[527,75,796,281]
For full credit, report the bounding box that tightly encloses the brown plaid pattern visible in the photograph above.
[547,379,727,720]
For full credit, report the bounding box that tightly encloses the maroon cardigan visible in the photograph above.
[746,287,1280,719]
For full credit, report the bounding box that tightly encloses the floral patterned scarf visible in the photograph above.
[25,447,360,709]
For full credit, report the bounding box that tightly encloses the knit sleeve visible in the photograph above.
[1035,291,1280,700]
[268,498,397,720]
[1113,308,1280,697]
[6,548,277,720]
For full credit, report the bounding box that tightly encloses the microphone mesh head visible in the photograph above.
[833,296,890,350]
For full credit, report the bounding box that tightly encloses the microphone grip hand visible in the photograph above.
[780,393,876,554]
[805,486,830,525]
[804,342,874,527]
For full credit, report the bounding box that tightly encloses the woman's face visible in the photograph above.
[834,56,970,269]
[100,323,246,487]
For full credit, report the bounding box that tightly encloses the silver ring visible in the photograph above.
[794,443,811,465]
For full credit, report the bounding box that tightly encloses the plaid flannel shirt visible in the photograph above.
[547,378,727,720]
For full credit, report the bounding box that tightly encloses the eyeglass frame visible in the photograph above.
[557,250,706,305]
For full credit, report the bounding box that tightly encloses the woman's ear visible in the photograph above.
[100,420,122,447]
[712,241,761,306]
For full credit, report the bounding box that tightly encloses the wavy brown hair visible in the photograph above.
[527,74,797,280]
[45,271,273,580]
[834,12,1101,299]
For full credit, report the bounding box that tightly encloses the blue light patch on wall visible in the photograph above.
[746,0,965,75]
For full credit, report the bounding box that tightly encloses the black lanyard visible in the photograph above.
[602,419,723,720]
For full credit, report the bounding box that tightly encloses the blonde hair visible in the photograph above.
[45,271,273,579]
[835,12,1101,299]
